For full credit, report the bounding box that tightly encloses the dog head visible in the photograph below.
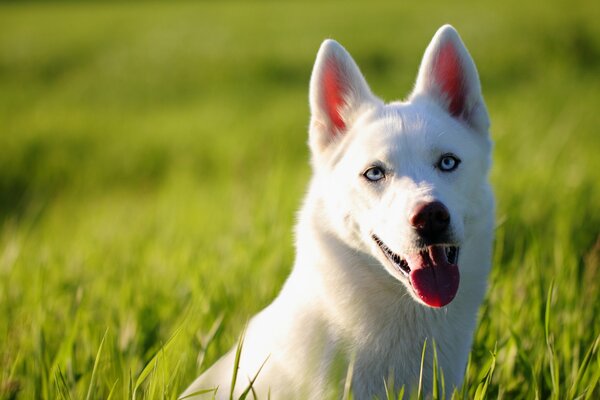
[307,25,492,308]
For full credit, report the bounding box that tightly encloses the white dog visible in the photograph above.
[182,24,494,399]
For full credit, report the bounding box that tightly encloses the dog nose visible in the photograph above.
[409,201,450,239]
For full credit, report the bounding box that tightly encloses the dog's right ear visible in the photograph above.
[309,40,377,158]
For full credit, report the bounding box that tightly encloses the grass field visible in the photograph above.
[0,0,599,398]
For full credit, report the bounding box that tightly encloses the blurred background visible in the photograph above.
[0,0,598,398]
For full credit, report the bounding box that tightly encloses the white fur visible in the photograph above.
[182,25,494,399]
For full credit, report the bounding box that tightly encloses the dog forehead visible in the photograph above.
[351,102,460,154]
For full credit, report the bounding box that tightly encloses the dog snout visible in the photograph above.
[409,201,450,242]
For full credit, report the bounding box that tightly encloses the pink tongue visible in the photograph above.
[406,246,459,308]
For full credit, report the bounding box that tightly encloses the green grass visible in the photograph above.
[0,0,599,398]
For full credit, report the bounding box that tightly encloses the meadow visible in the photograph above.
[0,0,599,398]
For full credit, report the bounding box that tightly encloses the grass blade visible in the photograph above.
[397,386,405,400]
[229,323,248,400]
[197,313,225,368]
[54,366,72,400]
[544,281,560,399]
[474,344,496,400]
[178,387,219,399]
[417,338,427,400]
[85,327,108,400]
[238,355,270,400]
[342,352,356,400]
[544,280,554,345]
[583,366,599,400]
[508,326,539,395]
[49,308,82,383]
[106,379,119,400]
[133,324,183,397]
[569,333,600,398]
[432,339,438,400]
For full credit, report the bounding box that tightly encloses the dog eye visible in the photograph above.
[437,154,461,172]
[363,166,386,182]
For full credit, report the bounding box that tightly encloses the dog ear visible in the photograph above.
[410,25,489,133]
[309,40,377,157]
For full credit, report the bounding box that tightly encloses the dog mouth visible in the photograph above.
[372,234,460,308]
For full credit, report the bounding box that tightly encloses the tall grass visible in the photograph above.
[0,0,598,398]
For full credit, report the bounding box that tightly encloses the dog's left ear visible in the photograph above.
[410,25,489,133]
[309,40,379,158]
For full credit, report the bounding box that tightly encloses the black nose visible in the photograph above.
[409,201,450,241]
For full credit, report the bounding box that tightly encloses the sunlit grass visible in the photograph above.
[0,0,599,398]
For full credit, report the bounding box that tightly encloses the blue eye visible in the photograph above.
[364,166,386,181]
[437,154,461,172]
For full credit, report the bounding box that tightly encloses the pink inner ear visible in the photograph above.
[323,59,347,131]
[434,42,465,116]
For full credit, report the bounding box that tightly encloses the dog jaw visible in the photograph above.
[372,234,461,308]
